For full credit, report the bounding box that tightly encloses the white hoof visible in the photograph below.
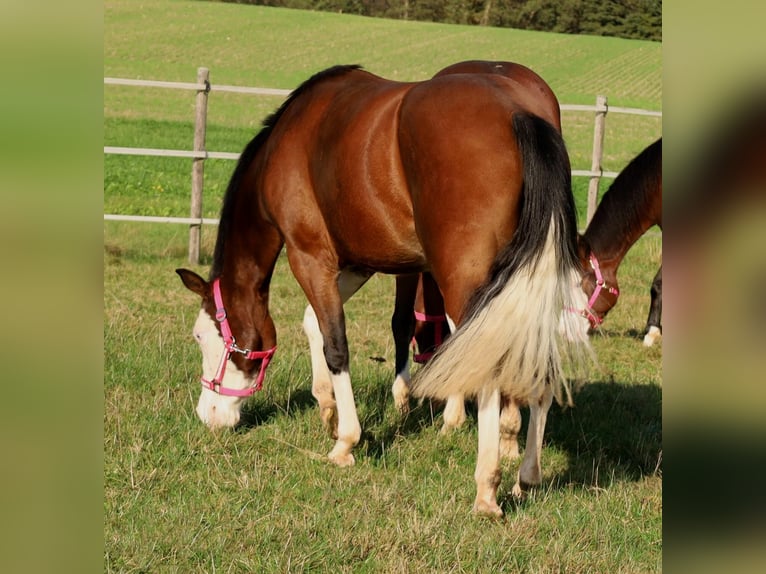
[643,326,661,347]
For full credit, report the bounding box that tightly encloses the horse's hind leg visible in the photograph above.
[391,274,419,415]
[500,394,521,461]
[473,386,503,517]
[643,265,662,347]
[300,268,371,464]
[512,383,554,498]
[303,304,338,438]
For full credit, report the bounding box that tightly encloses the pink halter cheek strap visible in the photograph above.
[584,253,620,326]
[200,278,277,396]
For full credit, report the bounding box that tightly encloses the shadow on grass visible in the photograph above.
[495,379,662,509]
[236,388,317,432]
[234,368,445,453]
[355,376,661,489]
[552,380,662,481]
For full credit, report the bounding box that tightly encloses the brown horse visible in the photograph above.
[176,64,589,516]
[576,137,662,345]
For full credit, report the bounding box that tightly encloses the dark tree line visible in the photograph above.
[213,0,661,41]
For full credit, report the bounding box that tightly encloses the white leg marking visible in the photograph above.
[643,325,662,347]
[327,370,361,467]
[303,305,337,437]
[440,394,467,434]
[438,314,466,433]
[302,271,371,436]
[499,396,522,461]
[392,366,411,415]
[513,385,554,498]
[473,387,503,517]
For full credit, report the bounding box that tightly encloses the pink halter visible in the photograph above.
[582,253,620,327]
[200,278,277,396]
[411,311,447,364]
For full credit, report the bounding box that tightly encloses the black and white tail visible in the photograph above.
[412,112,590,404]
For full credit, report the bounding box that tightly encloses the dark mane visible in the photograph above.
[584,137,661,250]
[209,64,364,280]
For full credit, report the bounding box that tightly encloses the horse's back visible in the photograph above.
[260,68,429,271]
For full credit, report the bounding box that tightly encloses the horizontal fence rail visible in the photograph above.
[104,69,661,263]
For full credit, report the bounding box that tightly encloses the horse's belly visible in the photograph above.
[325,185,426,272]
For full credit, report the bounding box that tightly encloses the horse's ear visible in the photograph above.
[175,268,208,298]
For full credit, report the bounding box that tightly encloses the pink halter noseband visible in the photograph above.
[581,253,619,327]
[200,278,277,397]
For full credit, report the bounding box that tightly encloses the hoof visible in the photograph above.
[512,478,535,500]
[394,395,410,417]
[473,499,503,518]
[643,326,661,347]
[328,449,355,467]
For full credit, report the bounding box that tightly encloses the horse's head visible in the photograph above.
[576,239,620,331]
[176,269,277,429]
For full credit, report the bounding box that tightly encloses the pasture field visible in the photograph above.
[104,0,661,221]
[104,1,662,572]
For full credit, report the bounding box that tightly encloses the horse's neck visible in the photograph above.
[216,225,283,346]
[585,196,655,274]
[584,226,635,274]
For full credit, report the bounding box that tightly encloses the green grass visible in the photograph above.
[104,224,661,572]
[105,2,661,571]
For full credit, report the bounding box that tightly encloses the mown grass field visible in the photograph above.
[104,1,662,571]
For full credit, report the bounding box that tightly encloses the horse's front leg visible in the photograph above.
[473,386,503,517]
[311,298,360,467]
[512,383,554,498]
[643,265,662,347]
[293,259,370,467]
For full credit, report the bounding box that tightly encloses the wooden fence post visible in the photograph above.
[586,95,608,225]
[189,67,210,265]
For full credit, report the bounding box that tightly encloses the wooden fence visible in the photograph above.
[104,67,662,264]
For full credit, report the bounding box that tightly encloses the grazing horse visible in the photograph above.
[176,64,589,516]
[576,137,662,345]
